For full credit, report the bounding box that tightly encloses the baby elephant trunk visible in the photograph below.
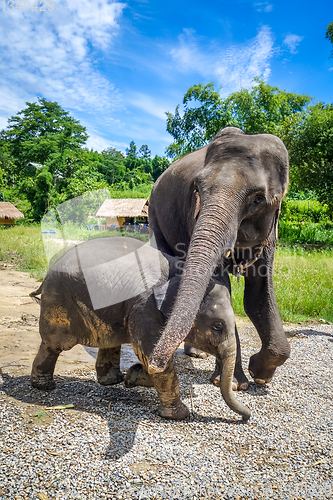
[219,335,251,422]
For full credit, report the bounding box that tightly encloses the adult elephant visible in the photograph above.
[148,127,290,389]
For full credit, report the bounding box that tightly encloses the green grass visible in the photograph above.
[278,220,333,245]
[231,244,333,323]
[0,224,149,280]
[0,224,47,280]
[1,225,332,323]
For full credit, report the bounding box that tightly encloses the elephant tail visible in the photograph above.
[29,283,43,305]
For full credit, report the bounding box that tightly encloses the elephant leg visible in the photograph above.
[244,244,291,384]
[150,359,190,420]
[124,363,154,388]
[210,326,248,391]
[184,343,208,359]
[96,347,124,386]
[31,342,62,390]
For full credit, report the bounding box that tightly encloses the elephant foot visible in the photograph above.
[211,373,248,391]
[158,401,190,420]
[31,375,56,391]
[210,362,249,391]
[98,370,124,386]
[184,344,208,359]
[124,363,154,388]
[233,367,249,391]
[249,348,290,385]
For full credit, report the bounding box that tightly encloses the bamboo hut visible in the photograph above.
[0,202,24,226]
[96,198,149,228]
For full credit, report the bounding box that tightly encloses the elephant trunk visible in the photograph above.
[219,335,251,421]
[148,196,242,374]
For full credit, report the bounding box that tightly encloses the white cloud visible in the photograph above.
[127,93,169,120]
[255,2,273,12]
[170,26,275,94]
[86,133,128,153]
[0,1,126,118]
[283,34,304,54]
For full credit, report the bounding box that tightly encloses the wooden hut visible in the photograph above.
[0,202,24,226]
[96,198,149,228]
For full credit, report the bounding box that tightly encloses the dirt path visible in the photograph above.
[0,265,96,379]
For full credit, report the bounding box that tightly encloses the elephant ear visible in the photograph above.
[153,276,181,318]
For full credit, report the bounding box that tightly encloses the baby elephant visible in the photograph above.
[30,236,250,421]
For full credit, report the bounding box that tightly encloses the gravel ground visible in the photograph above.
[1,324,333,500]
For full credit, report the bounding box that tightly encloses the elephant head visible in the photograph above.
[154,273,251,420]
[148,127,289,374]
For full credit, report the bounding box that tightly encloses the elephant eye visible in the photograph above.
[211,322,224,332]
[253,195,265,204]
[248,194,266,211]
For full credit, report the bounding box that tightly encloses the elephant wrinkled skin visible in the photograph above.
[148,127,291,387]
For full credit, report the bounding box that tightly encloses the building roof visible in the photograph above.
[0,202,24,219]
[96,198,149,218]
[27,162,43,169]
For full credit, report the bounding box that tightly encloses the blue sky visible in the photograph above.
[0,0,332,157]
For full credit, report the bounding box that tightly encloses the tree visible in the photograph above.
[19,166,53,221]
[1,97,88,180]
[165,79,311,158]
[0,141,16,188]
[139,144,151,159]
[281,103,333,212]
[326,22,333,57]
[98,147,126,185]
[64,165,108,199]
[151,155,170,181]
[165,82,227,158]
[125,141,137,159]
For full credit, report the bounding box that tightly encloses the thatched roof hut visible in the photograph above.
[96,198,149,228]
[96,198,149,218]
[0,202,24,225]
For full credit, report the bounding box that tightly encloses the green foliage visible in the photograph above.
[151,155,170,181]
[166,79,311,158]
[1,97,88,174]
[139,144,151,159]
[64,165,108,199]
[98,148,126,185]
[279,197,333,245]
[0,100,170,222]
[285,188,318,200]
[224,79,311,134]
[278,220,333,245]
[125,141,138,159]
[231,246,333,323]
[280,198,329,224]
[165,79,333,211]
[166,82,227,157]
[281,103,333,213]
[326,22,333,57]
[109,185,153,199]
